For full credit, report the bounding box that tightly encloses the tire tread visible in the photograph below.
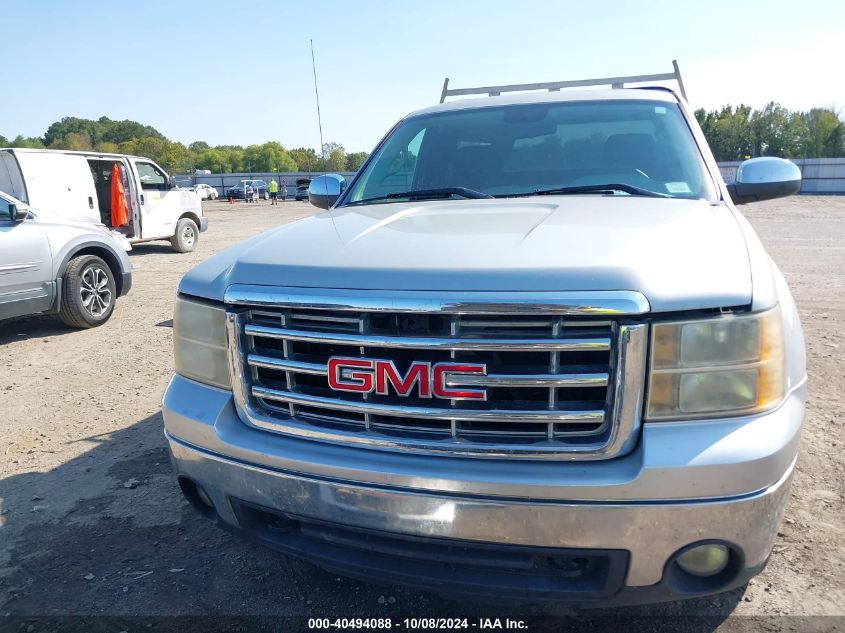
[58,255,115,329]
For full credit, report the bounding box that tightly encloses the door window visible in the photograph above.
[136,162,168,190]
[0,196,11,220]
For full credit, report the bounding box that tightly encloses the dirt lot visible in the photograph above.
[1,197,843,631]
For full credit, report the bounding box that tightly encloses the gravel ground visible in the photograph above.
[0,197,843,631]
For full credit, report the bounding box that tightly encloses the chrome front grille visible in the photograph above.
[226,288,648,460]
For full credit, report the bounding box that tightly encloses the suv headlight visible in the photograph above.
[646,306,784,420]
[173,296,231,389]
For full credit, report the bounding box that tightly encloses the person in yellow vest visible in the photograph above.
[268,178,279,205]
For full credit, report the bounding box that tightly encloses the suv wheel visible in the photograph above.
[59,255,116,328]
[171,218,199,253]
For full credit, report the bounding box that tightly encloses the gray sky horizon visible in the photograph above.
[5,0,844,153]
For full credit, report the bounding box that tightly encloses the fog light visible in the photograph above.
[676,544,730,577]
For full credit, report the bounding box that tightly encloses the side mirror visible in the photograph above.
[8,203,27,221]
[308,174,346,209]
[727,157,801,205]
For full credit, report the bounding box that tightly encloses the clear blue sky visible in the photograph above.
[4,0,843,153]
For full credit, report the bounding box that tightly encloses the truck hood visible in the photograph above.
[180,196,753,312]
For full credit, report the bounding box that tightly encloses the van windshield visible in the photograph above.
[343,99,716,205]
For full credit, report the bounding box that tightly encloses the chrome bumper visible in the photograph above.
[163,374,804,590]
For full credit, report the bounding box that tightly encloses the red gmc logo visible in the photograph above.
[327,357,487,401]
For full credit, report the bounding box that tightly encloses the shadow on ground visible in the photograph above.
[0,412,743,632]
[0,314,78,344]
[126,244,178,257]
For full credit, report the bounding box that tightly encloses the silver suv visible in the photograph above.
[0,191,132,328]
[163,78,806,605]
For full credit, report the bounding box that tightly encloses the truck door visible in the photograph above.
[121,158,141,236]
[0,198,53,320]
[130,159,181,239]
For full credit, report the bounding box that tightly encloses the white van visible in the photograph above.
[0,148,207,252]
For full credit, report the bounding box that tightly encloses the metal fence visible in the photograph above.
[717,158,845,194]
[174,172,358,197]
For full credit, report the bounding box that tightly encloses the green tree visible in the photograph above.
[0,134,8,146]
[289,147,321,171]
[43,116,163,148]
[750,102,804,157]
[222,147,246,172]
[44,117,98,146]
[195,148,229,172]
[243,142,297,172]
[345,151,369,171]
[801,108,845,158]
[118,136,192,173]
[10,135,45,149]
[322,141,344,156]
[94,141,120,153]
[99,117,163,144]
[55,131,93,151]
[324,148,347,172]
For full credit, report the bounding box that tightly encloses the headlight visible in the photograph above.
[646,306,784,420]
[173,296,231,389]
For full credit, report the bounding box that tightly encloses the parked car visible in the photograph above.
[164,83,806,605]
[294,178,310,201]
[0,148,208,253]
[225,180,269,200]
[0,190,132,328]
[192,183,218,200]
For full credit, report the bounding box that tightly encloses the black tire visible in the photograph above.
[58,255,117,329]
[171,217,199,253]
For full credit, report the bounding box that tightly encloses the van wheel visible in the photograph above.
[171,218,199,253]
[59,255,116,328]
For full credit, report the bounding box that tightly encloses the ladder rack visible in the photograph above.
[439,60,687,103]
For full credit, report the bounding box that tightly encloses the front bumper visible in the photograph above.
[199,217,209,232]
[163,374,804,604]
[119,271,132,296]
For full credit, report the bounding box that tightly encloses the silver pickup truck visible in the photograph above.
[163,76,806,605]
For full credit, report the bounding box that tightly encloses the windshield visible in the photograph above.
[343,99,716,205]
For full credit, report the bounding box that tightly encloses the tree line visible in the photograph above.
[0,116,369,174]
[693,103,843,161]
[3,105,844,173]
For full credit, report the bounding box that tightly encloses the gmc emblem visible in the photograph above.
[327,357,487,401]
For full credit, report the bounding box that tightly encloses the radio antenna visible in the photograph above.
[310,39,325,160]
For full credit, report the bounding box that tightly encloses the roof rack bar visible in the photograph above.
[672,59,687,103]
[440,60,687,103]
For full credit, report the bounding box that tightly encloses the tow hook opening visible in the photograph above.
[178,476,216,518]
[548,556,593,578]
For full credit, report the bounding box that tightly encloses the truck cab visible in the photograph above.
[0,149,207,252]
[163,68,806,606]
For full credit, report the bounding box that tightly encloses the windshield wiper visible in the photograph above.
[524,184,668,198]
[345,187,493,206]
